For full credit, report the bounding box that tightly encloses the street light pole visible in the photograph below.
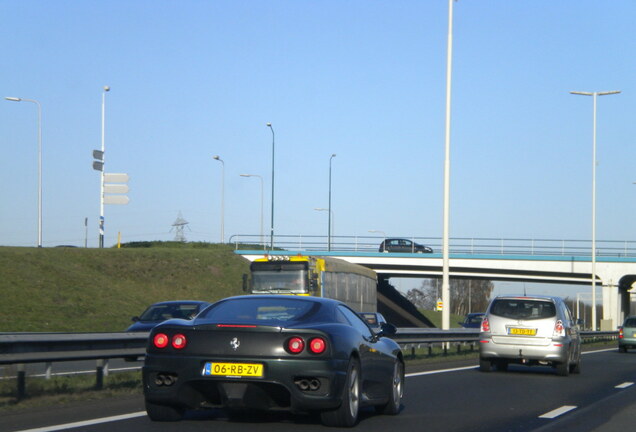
[99,86,110,248]
[5,96,43,247]
[441,0,455,330]
[267,123,275,250]
[240,174,264,248]
[213,155,225,243]
[328,153,336,251]
[570,89,620,330]
[314,208,334,248]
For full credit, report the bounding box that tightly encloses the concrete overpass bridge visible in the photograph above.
[231,235,636,330]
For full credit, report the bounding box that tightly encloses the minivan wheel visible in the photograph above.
[479,357,492,372]
[569,358,581,374]
[555,360,570,377]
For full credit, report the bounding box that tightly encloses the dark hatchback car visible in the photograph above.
[459,312,485,329]
[379,238,433,253]
[126,300,212,332]
[143,295,404,427]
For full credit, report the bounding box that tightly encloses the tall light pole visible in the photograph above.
[315,208,334,248]
[441,0,455,330]
[570,90,620,330]
[267,123,275,249]
[213,155,225,243]
[6,96,42,247]
[99,86,110,248]
[240,174,264,247]
[328,153,336,251]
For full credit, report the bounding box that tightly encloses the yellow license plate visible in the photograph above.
[203,362,263,377]
[509,327,537,336]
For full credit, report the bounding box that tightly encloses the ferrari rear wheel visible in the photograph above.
[145,400,184,422]
[377,359,404,415]
[320,357,360,427]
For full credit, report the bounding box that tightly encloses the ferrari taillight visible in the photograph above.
[172,333,187,349]
[153,333,169,349]
[308,337,327,354]
[287,337,305,354]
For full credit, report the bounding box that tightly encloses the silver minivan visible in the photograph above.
[479,295,581,376]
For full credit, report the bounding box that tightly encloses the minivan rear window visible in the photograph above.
[624,318,636,327]
[489,299,556,320]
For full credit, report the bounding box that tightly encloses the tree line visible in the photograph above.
[405,279,494,315]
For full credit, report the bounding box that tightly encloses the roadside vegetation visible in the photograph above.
[0,243,250,332]
[0,369,143,412]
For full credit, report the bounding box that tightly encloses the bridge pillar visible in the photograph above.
[601,281,619,330]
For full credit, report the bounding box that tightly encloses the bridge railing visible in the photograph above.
[228,234,636,258]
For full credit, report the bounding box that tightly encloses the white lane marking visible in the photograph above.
[582,348,617,355]
[539,405,577,419]
[406,365,476,377]
[615,382,634,389]
[10,411,147,432]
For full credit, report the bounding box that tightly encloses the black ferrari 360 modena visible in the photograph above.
[142,295,404,427]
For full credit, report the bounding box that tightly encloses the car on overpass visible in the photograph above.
[379,238,433,253]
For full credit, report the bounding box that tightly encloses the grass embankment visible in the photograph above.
[420,309,465,328]
[0,243,249,332]
[0,370,143,412]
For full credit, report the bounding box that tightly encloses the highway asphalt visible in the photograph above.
[2,348,636,432]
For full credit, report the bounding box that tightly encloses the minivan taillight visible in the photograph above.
[553,320,565,337]
[481,317,490,332]
[619,327,624,339]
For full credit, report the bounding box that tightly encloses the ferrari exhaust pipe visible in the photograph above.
[155,373,177,387]
[309,379,320,390]
[295,378,320,391]
[296,379,310,390]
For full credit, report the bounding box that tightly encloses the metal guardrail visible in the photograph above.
[0,332,148,365]
[0,329,620,399]
[0,332,148,399]
[228,234,636,258]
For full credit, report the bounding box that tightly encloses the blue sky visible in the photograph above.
[2,1,635,298]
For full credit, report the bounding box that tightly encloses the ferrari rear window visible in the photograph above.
[199,297,318,325]
[489,299,556,320]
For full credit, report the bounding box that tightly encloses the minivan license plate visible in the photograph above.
[509,327,537,336]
